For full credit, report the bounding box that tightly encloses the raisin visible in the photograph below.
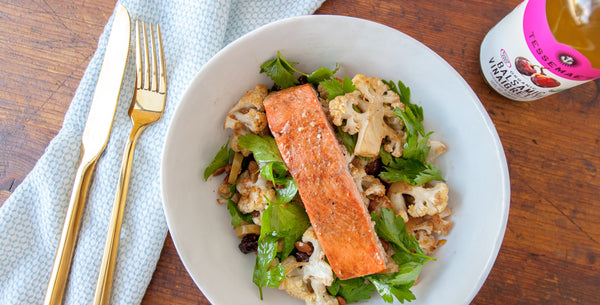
[298,75,308,84]
[364,158,382,175]
[295,251,310,262]
[238,234,259,254]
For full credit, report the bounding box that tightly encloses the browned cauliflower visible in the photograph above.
[279,228,338,305]
[349,162,386,205]
[224,85,269,156]
[328,74,405,158]
[387,181,449,218]
[426,139,447,163]
[406,208,452,255]
[235,164,276,224]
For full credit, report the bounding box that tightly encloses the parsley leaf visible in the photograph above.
[237,133,298,202]
[367,277,416,304]
[260,52,340,89]
[327,276,376,303]
[226,196,253,226]
[379,160,443,186]
[384,79,410,105]
[402,131,433,162]
[306,65,336,83]
[372,208,434,264]
[394,106,425,137]
[377,81,444,186]
[413,164,444,186]
[272,177,298,204]
[320,76,356,99]
[260,199,310,260]
[237,134,285,166]
[252,234,286,299]
[203,140,233,180]
[384,79,423,122]
[337,126,357,155]
[260,51,300,89]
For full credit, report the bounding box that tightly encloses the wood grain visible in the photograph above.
[1,0,598,304]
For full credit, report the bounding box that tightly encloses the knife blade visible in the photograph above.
[43,5,131,305]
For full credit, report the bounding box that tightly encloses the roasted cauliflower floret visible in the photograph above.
[279,228,338,305]
[386,184,409,223]
[387,181,449,218]
[329,74,404,158]
[413,230,438,255]
[349,157,387,207]
[301,228,334,287]
[349,163,386,204]
[236,164,276,222]
[224,85,269,156]
[426,139,447,163]
[405,207,452,255]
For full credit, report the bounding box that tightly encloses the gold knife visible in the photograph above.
[43,5,131,305]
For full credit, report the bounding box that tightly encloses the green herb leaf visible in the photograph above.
[237,134,285,166]
[377,96,444,186]
[259,160,288,184]
[260,51,300,89]
[402,131,433,162]
[369,262,424,287]
[226,199,253,227]
[237,133,298,203]
[384,79,411,106]
[379,162,444,186]
[273,177,298,204]
[327,276,377,303]
[337,127,357,155]
[384,80,423,122]
[372,208,434,264]
[252,234,286,299]
[394,107,425,137]
[260,200,310,260]
[380,147,394,167]
[203,140,233,180]
[367,277,416,304]
[320,76,356,100]
[307,64,339,84]
[413,163,444,186]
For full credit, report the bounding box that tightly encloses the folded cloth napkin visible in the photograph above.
[0,0,325,304]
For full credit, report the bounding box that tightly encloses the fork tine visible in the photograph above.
[156,24,166,94]
[135,20,142,89]
[149,22,158,92]
[142,22,150,90]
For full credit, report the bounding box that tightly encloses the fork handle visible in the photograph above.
[44,151,97,305]
[93,122,146,305]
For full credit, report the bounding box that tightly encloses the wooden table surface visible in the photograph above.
[1,0,598,304]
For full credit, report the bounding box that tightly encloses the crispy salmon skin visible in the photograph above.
[263,84,387,280]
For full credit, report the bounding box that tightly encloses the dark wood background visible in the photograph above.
[1,0,598,304]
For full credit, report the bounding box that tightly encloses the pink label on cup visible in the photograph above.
[523,0,600,80]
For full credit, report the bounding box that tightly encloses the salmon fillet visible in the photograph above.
[263,84,387,280]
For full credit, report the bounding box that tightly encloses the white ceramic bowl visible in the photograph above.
[161,15,510,305]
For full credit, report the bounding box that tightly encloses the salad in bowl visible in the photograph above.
[204,52,452,305]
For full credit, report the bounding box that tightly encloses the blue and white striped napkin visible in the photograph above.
[0,0,325,304]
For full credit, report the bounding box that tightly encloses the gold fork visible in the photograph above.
[93,20,166,305]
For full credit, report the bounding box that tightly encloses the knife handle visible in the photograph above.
[93,123,146,305]
[44,153,98,305]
